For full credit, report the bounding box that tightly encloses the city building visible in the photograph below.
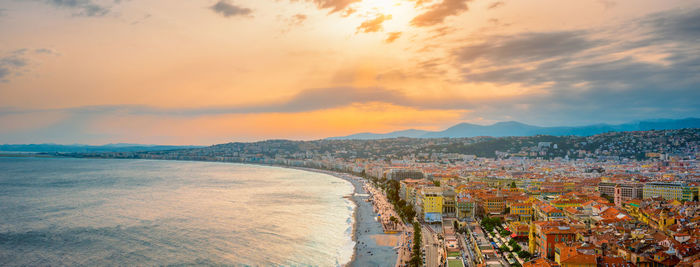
[442,189,456,217]
[598,182,644,200]
[510,202,533,221]
[479,195,505,215]
[535,203,566,221]
[643,182,699,201]
[387,168,424,181]
[399,179,426,205]
[456,192,476,220]
[419,186,443,223]
[529,221,578,259]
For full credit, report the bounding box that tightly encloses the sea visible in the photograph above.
[0,157,356,266]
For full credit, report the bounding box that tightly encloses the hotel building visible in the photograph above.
[643,182,698,201]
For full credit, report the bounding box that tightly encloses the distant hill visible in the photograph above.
[0,143,202,153]
[328,118,700,140]
[328,129,430,140]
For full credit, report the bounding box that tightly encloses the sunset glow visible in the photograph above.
[1,0,699,144]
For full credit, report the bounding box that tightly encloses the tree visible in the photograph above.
[482,216,503,228]
[433,180,441,187]
[409,257,422,266]
[409,222,423,267]
[403,205,416,222]
[509,239,517,247]
[500,244,510,252]
[500,229,512,237]
[512,243,521,252]
[517,251,531,259]
[398,199,407,207]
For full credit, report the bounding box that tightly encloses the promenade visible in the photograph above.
[365,184,402,233]
[363,183,413,267]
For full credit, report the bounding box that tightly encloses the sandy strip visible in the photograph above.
[371,234,400,247]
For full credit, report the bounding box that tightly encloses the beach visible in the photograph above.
[295,168,399,267]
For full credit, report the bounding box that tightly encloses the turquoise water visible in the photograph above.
[0,157,355,266]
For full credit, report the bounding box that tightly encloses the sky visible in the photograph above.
[0,0,699,145]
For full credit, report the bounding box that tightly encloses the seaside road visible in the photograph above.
[422,225,439,267]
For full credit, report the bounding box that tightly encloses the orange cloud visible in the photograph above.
[292,0,362,13]
[411,0,472,27]
[356,14,392,33]
[385,32,402,43]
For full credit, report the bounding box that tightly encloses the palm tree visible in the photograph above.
[390,216,399,229]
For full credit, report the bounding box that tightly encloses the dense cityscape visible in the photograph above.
[63,128,700,267]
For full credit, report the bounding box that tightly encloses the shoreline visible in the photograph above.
[289,167,398,267]
[296,168,362,267]
[285,167,362,266]
[1,156,398,266]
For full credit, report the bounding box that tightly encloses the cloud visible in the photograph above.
[267,87,407,112]
[456,31,600,65]
[0,50,30,82]
[34,48,58,55]
[291,14,307,25]
[42,0,112,17]
[210,0,252,18]
[385,32,402,43]
[340,7,356,17]
[3,86,475,117]
[291,0,362,14]
[287,13,307,27]
[411,0,473,27]
[0,48,58,82]
[189,86,415,114]
[451,8,700,124]
[487,1,504,9]
[410,0,434,7]
[356,14,392,33]
[5,71,699,135]
[0,68,10,80]
[641,7,700,44]
[278,13,308,32]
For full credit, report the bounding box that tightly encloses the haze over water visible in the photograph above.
[0,157,355,266]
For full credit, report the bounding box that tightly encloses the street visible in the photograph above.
[422,224,440,267]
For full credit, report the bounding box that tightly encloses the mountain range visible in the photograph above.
[328,118,700,140]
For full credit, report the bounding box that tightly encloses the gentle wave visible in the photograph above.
[0,157,355,266]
